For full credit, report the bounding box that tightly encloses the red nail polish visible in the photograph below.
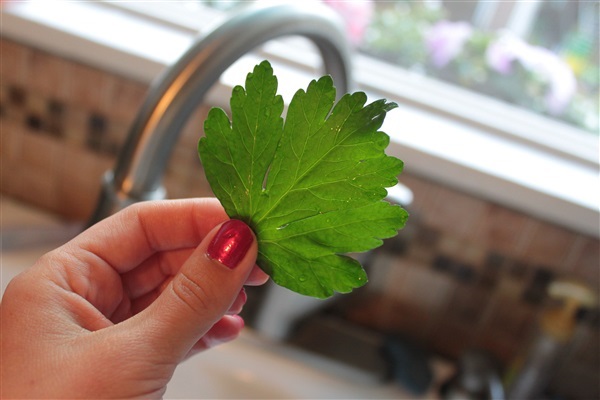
[207,220,254,269]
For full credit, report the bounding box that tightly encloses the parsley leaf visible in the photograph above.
[198,60,407,298]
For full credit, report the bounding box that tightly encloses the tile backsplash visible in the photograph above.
[1,38,598,399]
[1,38,212,219]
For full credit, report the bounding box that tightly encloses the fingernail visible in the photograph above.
[239,287,247,304]
[207,220,254,269]
[232,314,245,329]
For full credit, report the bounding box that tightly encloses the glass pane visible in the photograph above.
[323,0,599,135]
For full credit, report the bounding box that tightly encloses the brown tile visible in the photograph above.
[476,203,531,255]
[474,333,520,364]
[19,129,61,171]
[413,224,441,248]
[388,257,414,287]
[10,160,60,212]
[0,124,23,195]
[106,76,148,124]
[25,90,47,116]
[168,155,212,200]
[67,62,112,113]
[569,324,600,367]
[522,267,555,305]
[57,144,106,183]
[398,173,440,223]
[0,84,8,107]
[406,243,436,265]
[63,106,89,149]
[481,297,537,342]
[27,49,69,101]
[463,243,486,267]
[363,253,403,294]
[180,105,210,147]
[0,161,15,194]
[444,284,491,326]
[182,175,213,199]
[57,147,112,219]
[7,85,27,107]
[385,261,454,314]
[548,364,600,400]
[496,274,528,300]
[192,179,215,198]
[0,120,23,163]
[57,176,102,220]
[569,236,600,289]
[520,220,579,272]
[429,316,476,359]
[105,120,128,154]
[171,170,198,198]
[429,184,487,242]
[344,295,395,332]
[0,39,31,85]
[437,234,462,258]
[384,299,432,339]
[3,86,27,126]
[168,143,201,177]
[9,130,62,213]
[163,174,188,200]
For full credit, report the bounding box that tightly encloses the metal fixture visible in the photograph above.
[89,2,351,224]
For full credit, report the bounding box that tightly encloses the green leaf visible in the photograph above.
[198,60,408,298]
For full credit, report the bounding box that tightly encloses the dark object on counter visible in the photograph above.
[505,280,597,400]
[290,314,389,380]
[382,335,433,396]
[439,349,504,400]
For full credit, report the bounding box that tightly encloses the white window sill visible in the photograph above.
[2,1,598,237]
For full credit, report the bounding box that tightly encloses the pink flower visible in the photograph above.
[524,47,577,115]
[322,0,374,47]
[487,32,577,115]
[425,20,473,68]
[486,33,525,75]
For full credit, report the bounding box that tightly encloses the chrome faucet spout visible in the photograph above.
[89,3,352,224]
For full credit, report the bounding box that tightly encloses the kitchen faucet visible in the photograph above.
[89,2,351,224]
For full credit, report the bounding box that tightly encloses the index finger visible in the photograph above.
[68,198,229,273]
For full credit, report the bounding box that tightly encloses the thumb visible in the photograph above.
[134,219,257,361]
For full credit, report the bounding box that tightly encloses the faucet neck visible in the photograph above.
[90,3,352,224]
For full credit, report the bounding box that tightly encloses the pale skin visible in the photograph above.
[0,198,269,398]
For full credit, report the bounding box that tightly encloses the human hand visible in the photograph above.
[1,198,269,398]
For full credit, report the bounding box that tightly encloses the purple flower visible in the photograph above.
[533,50,577,115]
[425,20,473,68]
[486,33,525,75]
[487,32,576,115]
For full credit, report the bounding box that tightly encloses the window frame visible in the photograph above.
[106,0,598,166]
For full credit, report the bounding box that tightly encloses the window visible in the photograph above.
[347,0,599,135]
[111,1,599,135]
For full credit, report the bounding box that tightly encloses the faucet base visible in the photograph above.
[87,171,166,226]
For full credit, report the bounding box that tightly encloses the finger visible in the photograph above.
[126,263,249,318]
[226,288,247,315]
[121,248,193,300]
[123,253,268,301]
[245,265,270,286]
[71,199,228,274]
[185,315,245,359]
[124,220,258,361]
